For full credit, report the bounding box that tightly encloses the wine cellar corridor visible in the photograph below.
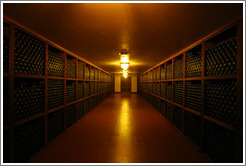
[2,3,244,164]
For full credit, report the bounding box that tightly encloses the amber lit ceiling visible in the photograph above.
[3,3,243,74]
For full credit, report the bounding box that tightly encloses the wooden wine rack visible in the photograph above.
[138,17,243,163]
[3,17,114,163]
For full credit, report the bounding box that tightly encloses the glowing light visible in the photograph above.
[121,62,129,70]
[123,70,128,74]
[123,70,128,78]
[119,50,130,74]
[121,55,129,63]
[123,72,128,76]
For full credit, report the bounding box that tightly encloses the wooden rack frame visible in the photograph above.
[138,17,243,163]
[3,17,114,163]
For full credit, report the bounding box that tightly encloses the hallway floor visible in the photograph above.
[30,93,211,163]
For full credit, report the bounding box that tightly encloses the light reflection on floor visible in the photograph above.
[30,93,211,163]
[114,97,132,162]
[119,99,131,135]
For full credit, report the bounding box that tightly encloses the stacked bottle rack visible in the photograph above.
[3,18,114,163]
[138,18,242,163]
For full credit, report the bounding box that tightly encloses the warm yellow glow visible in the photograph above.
[122,70,128,78]
[123,72,128,76]
[121,55,129,63]
[119,50,130,76]
[121,63,129,70]
[122,67,129,70]
[113,98,131,162]
[118,99,130,134]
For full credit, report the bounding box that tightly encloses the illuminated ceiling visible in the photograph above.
[3,3,243,74]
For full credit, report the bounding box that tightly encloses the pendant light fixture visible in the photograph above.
[120,49,130,78]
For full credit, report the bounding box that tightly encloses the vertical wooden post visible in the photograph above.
[89,66,91,111]
[201,42,206,150]
[75,59,78,120]
[158,66,161,110]
[155,68,157,95]
[8,23,15,162]
[94,67,96,81]
[235,19,243,162]
[98,70,100,93]
[44,43,48,146]
[183,52,186,133]
[164,63,167,116]
[83,63,86,115]
[64,53,67,129]
[76,58,78,79]
[98,69,99,93]
[150,69,152,81]
[171,59,174,122]
[155,68,157,81]
[94,68,96,95]
[164,63,167,80]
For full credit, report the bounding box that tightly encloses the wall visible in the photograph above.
[131,74,137,93]
[114,74,121,92]
[114,74,137,93]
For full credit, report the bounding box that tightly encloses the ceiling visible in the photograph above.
[3,3,243,74]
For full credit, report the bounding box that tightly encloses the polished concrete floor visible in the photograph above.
[30,93,211,163]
